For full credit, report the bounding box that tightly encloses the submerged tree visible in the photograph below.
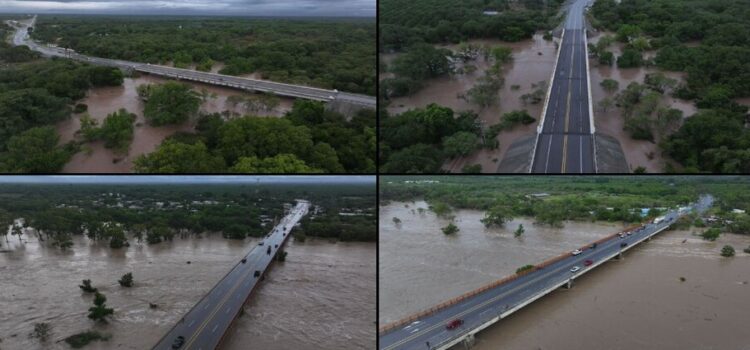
[87,292,114,323]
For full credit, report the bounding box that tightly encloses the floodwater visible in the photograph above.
[378,201,627,324]
[382,34,558,172]
[0,231,375,350]
[57,74,293,173]
[464,228,750,350]
[588,31,697,172]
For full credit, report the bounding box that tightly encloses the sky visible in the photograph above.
[0,175,375,184]
[0,0,375,16]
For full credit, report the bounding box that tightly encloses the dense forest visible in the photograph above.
[380,176,750,228]
[31,16,376,95]
[0,182,376,249]
[0,47,125,172]
[134,99,376,173]
[589,0,750,172]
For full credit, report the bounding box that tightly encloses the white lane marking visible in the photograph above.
[204,304,210,310]
[225,307,231,314]
[188,320,195,327]
[212,324,219,333]
[410,328,420,334]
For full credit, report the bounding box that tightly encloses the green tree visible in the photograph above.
[617,48,644,68]
[701,228,721,241]
[392,44,452,81]
[98,109,136,153]
[481,204,513,228]
[4,126,72,173]
[31,322,52,342]
[230,154,320,173]
[134,140,225,173]
[142,82,201,126]
[118,272,134,287]
[87,66,124,86]
[720,245,735,257]
[514,224,525,237]
[600,79,619,93]
[79,279,98,293]
[442,222,459,235]
[87,292,114,323]
[442,132,480,158]
[430,201,453,219]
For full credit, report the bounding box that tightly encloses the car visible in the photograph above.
[446,319,463,330]
[172,336,185,349]
[570,266,581,273]
[590,243,598,249]
[627,232,633,236]
[619,233,626,239]
[254,270,260,277]
[258,241,264,246]
[620,242,628,248]
[584,259,593,266]
[241,258,247,264]
[266,246,271,255]
[274,244,278,248]
[572,249,582,256]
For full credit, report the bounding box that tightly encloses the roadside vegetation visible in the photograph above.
[31,16,375,95]
[590,0,750,172]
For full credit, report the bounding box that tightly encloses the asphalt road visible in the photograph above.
[531,0,595,173]
[379,195,714,350]
[7,16,375,108]
[152,201,309,350]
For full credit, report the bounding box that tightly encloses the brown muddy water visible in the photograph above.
[464,228,750,350]
[382,34,558,172]
[588,31,697,172]
[57,75,293,173]
[378,201,627,324]
[0,231,375,350]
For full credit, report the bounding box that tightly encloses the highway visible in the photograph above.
[7,16,375,108]
[531,0,595,173]
[152,201,309,350]
[379,195,714,350]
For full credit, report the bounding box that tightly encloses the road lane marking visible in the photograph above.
[212,324,218,333]
[188,320,195,328]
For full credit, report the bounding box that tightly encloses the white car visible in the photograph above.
[572,249,582,256]
[570,266,581,273]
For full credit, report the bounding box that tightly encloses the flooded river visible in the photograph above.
[378,201,626,324]
[382,34,558,172]
[466,228,750,350]
[57,75,293,173]
[0,231,374,350]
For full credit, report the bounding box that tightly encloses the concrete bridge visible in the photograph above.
[530,0,596,173]
[151,201,309,350]
[378,196,713,350]
[9,16,375,109]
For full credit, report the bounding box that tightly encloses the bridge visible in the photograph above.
[378,195,713,350]
[8,16,375,109]
[530,0,596,173]
[151,200,309,350]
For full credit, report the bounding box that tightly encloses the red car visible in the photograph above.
[446,319,464,330]
[584,259,593,266]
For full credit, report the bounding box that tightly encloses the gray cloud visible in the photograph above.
[0,0,375,16]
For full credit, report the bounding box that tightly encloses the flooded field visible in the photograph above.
[588,31,697,172]
[0,232,374,350]
[378,201,626,324]
[465,228,750,350]
[57,74,293,173]
[382,34,558,172]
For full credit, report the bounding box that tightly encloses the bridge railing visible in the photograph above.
[378,222,646,334]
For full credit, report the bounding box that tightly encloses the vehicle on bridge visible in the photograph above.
[254,270,261,278]
[172,336,185,349]
[570,266,581,273]
[653,216,666,224]
[267,246,271,255]
[620,242,628,247]
[591,243,598,249]
[446,319,463,330]
[258,241,264,245]
[572,249,582,256]
[241,258,247,264]
[584,259,593,266]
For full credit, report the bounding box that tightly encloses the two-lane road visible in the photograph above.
[531,0,595,173]
[152,201,309,350]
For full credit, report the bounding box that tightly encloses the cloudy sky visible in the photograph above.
[0,0,375,16]
[0,175,375,184]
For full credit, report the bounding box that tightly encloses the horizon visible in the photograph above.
[0,175,375,185]
[0,0,375,17]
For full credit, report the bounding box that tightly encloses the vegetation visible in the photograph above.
[88,292,114,323]
[64,331,110,349]
[514,224,525,238]
[79,279,98,293]
[700,227,721,241]
[441,222,459,235]
[79,109,136,153]
[516,264,535,274]
[380,104,484,173]
[136,101,374,173]
[720,245,735,257]
[32,16,375,95]
[481,204,513,228]
[118,272,134,287]
[141,82,201,126]
[31,322,51,342]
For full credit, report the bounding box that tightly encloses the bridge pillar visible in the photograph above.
[565,278,573,289]
[462,333,475,349]
[616,250,623,260]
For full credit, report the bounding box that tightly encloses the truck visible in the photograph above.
[653,216,665,224]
